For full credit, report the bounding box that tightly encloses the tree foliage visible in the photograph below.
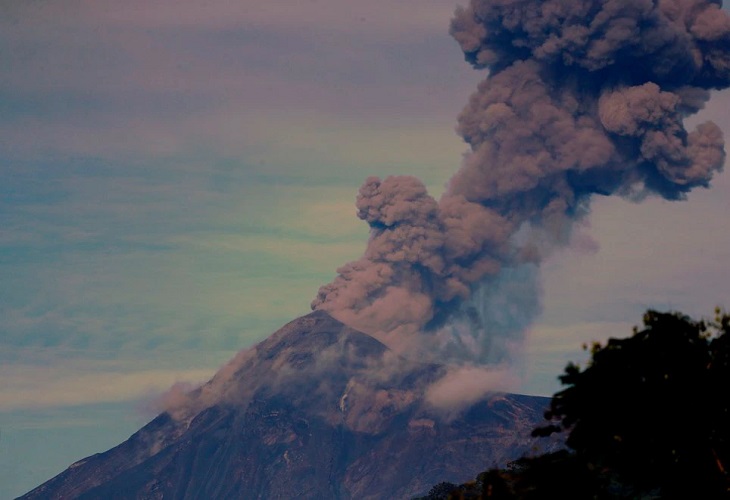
[416,309,730,499]
[535,309,730,498]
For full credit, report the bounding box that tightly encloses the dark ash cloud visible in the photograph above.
[313,0,730,368]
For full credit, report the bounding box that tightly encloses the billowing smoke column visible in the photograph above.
[313,0,730,364]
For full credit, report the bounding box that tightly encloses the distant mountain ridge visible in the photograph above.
[20,311,558,499]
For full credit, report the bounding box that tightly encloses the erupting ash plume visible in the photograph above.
[313,0,730,365]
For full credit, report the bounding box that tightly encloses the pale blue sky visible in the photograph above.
[2,1,729,497]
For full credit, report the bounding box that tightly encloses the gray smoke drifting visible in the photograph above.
[312,0,730,365]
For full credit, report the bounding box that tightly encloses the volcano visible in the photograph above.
[20,311,557,499]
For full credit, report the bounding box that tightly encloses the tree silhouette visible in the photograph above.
[416,309,730,499]
[536,309,730,498]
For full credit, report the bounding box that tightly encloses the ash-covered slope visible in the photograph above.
[20,311,556,500]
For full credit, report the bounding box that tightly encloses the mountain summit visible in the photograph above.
[20,311,555,499]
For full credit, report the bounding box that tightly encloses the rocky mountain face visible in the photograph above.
[20,311,558,499]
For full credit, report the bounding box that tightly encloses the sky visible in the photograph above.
[1,0,730,497]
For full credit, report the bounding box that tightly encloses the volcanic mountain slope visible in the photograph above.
[20,311,557,499]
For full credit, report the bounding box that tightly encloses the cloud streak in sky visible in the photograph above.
[0,0,475,162]
[0,355,216,411]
